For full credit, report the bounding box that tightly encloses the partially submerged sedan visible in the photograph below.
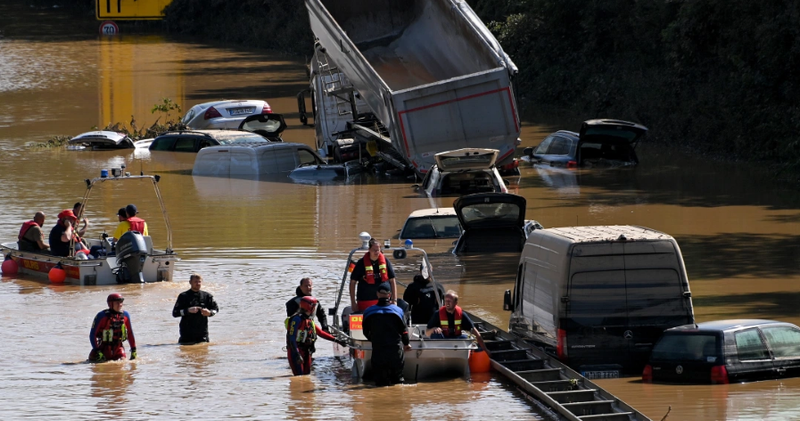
[524,119,648,168]
[644,319,800,384]
[182,99,272,129]
[452,193,542,255]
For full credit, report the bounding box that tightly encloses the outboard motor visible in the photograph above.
[115,231,148,283]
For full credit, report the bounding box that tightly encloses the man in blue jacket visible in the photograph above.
[362,282,411,386]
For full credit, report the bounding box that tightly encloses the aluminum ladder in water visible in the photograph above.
[471,318,652,421]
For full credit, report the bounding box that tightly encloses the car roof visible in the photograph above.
[406,207,458,218]
[156,130,267,140]
[668,319,793,333]
[189,99,268,108]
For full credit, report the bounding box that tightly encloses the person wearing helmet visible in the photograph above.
[285,296,340,375]
[172,273,219,345]
[89,293,137,362]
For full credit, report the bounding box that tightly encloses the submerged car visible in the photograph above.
[193,142,329,177]
[417,148,508,197]
[67,131,135,150]
[452,193,542,255]
[181,99,272,129]
[398,207,462,240]
[523,119,648,168]
[644,319,800,384]
[150,114,287,153]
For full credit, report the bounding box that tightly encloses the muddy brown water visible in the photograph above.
[2,12,800,421]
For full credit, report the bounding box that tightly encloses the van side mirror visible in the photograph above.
[503,289,513,311]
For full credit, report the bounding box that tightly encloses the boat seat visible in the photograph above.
[143,235,154,254]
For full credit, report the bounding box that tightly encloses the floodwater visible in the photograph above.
[2,6,800,421]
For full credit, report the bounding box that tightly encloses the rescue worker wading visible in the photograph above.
[286,296,339,375]
[172,273,219,345]
[285,277,328,332]
[362,282,411,386]
[89,293,137,362]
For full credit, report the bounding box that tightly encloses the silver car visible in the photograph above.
[181,99,272,129]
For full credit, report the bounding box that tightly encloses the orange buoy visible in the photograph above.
[469,348,491,374]
[48,264,66,283]
[1,257,18,275]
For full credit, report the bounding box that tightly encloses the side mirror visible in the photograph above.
[503,289,513,311]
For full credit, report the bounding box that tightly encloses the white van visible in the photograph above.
[503,225,695,377]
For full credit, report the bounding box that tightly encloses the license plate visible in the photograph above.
[229,107,254,116]
[582,370,620,379]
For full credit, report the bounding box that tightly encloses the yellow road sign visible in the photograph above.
[96,0,173,20]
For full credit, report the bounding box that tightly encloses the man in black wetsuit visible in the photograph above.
[403,274,444,325]
[285,277,329,332]
[172,273,219,344]
[363,282,411,386]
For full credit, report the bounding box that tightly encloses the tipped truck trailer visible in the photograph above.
[300,0,521,176]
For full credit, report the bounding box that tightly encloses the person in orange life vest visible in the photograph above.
[286,296,339,375]
[425,290,490,355]
[89,293,137,362]
[48,209,90,257]
[111,204,149,241]
[18,211,49,252]
[72,202,90,238]
[349,238,397,312]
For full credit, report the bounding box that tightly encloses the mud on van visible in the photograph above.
[503,225,695,378]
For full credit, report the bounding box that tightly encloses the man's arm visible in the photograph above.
[35,228,49,249]
[76,218,89,237]
[389,278,398,304]
[316,304,329,331]
[142,222,149,236]
[124,312,136,349]
[349,279,357,309]
[424,312,441,337]
[61,220,74,242]
[89,312,103,349]
[172,293,187,318]
[201,292,219,317]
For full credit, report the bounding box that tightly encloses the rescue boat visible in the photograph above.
[0,169,179,285]
[328,233,476,383]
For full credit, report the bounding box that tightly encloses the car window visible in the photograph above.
[568,270,628,325]
[534,135,554,155]
[150,137,176,151]
[181,109,195,124]
[297,149,320,166]
[735,328,770,360]
[547,136,573,155]
[624,269,686,322]
[401,216,461,239]
[217,134,270,145]
[761,326,800,358]
[651,333,720,362]
[174,137,197,152]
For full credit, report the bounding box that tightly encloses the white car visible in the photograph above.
[181,100,272,129]
[417,148,509,197]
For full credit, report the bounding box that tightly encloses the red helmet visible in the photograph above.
[107,293,124,303]
[299,296,317,314]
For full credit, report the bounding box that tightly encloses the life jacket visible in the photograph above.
[363,252,388,285]
[18,220,39,241]
[439,305,463,337]
[127,216,145,233]
[99,310,129,343]
[286,315,317,346]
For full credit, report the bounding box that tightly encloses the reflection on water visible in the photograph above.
[2,11,800,420]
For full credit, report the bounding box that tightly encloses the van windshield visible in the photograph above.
[651,333,719,361]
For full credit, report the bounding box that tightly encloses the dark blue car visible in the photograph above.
[644,319,800,384]
[523,119,648,168]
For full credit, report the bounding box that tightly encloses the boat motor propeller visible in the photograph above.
[114,231,148,283]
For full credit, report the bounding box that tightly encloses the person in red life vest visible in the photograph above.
[286,296,340,375]
[362,282,412,386]
[17,211,49,252]
[89,293,137,362]
[48,209,90,257]
[425,290,490,355]
[349,238,397,312]
[111,204,149,241]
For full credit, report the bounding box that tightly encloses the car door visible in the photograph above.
[731,328,775,381]
[760,324,800,379]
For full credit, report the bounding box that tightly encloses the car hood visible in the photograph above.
[68,131,134,149]
[579,119,648,148]
[454,193,527,230]
[237,113,287,141]
[434,148,498,171]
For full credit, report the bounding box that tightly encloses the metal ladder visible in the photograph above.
[471,318,652,421]
[314,48,355,117]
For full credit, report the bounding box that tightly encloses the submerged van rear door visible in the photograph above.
[565,239,693,374]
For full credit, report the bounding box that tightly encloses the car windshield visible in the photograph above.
[651,333,719,361]
[401,216,462,239]
[216,134,270,145]
[459,202,521,226]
